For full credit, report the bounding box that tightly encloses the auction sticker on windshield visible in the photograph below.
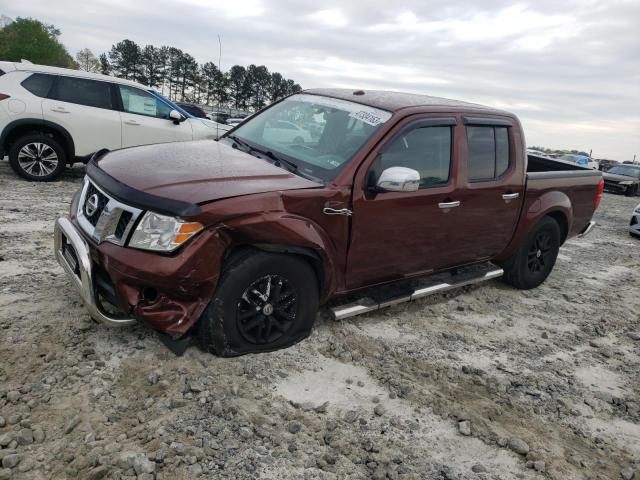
[295,94,392,126]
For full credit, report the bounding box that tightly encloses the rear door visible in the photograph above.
[117,85,193,147]
[451,117,525,262]
[42,75,121,156]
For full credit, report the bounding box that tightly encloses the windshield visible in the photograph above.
[608,166,640,178]
[228,93,392,182]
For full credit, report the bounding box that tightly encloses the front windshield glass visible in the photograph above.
[229,93,392,182]
[609,166,640,178]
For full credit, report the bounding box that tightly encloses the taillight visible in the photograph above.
[594,178,604,210]
[0,94,9,101]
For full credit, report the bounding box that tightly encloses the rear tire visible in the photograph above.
[197,252,319,356]
[9,134,66,181]
[500,216,561,290]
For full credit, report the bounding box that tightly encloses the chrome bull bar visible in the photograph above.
[54,216,135,326]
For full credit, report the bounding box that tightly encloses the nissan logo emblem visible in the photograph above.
[85,193,99,217]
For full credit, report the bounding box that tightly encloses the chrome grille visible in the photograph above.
[77,177,142,246]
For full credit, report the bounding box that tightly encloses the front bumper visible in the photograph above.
[54,215,227,336]
[55,216,136,326]
[630,211,640,237]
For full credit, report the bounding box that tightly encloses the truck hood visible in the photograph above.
[96,140,322,205]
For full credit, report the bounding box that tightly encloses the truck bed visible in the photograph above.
[525,154,602,239]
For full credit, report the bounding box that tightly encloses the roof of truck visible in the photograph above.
[304,88,510,115]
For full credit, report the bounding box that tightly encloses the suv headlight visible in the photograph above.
[619,180,634,185]
[129,212,203,252]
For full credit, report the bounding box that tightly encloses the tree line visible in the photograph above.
[82,40,301,111]
[0,17,302,112]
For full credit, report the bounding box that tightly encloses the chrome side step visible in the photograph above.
[329,262,503,321]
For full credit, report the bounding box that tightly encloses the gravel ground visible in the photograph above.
[0,160,638,480]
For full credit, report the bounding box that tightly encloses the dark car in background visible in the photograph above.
[176,102,210,119]
[598,159,619,171]
[602,164,640,196]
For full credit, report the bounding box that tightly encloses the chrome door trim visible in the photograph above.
[438,200,461,209]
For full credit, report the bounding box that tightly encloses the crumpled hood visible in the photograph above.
[96,140,322,205]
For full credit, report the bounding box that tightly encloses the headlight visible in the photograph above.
[129,212,203,252]
[619,180,634,185]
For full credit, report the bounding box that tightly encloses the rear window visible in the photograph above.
[467,126,511,181]
[53,76,114,110]
[21,73,55,98]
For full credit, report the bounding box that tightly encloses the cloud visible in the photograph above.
[308,9,348,28]
[4,0,640,158]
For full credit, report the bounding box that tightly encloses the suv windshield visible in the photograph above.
[228,94,392,182]
[608,166,640,178]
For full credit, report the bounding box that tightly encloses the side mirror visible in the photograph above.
[169,109,183,124]
[376,167,420,192]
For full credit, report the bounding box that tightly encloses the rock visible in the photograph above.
[533,461,546,472]
[589,339,603,348]
[65,415,81,434]
[33,428,45,443]
[628,332,640,341]
[1,454,19,469]
[85,465,109,480]
[16,428,33,445]
[6,391,20,403]
[508,437,530,455]
[472,464,488,473]
[458,420,471,436]
[0,417,4,428]
[288,422,301,434]
[170,442,186,455]
[374,405,386,416]
[0,469,11,480]
[0,433,12,447]
[621,466,635,480]
[314,401,329,413]
[133,455,155,474]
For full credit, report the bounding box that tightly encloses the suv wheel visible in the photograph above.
[500,216,561,290]
[9,134,66,181]
[197,251,319,356]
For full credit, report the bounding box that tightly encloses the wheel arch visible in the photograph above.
[1,119,75,161]
[217,213,339,301]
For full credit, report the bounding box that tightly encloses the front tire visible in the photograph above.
[9,134,66,181]
[197,252,319,356]
[625,185,638,197]
[500,216,561,290]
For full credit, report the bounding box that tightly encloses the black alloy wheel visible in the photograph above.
[527,231,553,274]
[236,274,297,344]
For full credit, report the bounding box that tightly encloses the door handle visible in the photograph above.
[51,107,69,113]
[124,120,140,126]
[323,207,352,216]
[438,200,461,209]
[502,192,520,201]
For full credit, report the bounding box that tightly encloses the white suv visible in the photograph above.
[0,61,231,181]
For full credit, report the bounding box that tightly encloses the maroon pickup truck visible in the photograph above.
[54,89,604,356]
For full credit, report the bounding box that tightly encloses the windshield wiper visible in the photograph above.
[227,134,253,152]
[259,150,298,172]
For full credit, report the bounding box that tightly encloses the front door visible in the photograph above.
[117,85,192,148]
[346,116,461,289]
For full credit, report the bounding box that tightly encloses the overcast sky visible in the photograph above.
[5,0,640,159]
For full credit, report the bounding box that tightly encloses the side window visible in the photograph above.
[378,126,452,189]
[467,126,511,181]
[21,73,55,98]
[119,85,171,119]
[54,76,113,109]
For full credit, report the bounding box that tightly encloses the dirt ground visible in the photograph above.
[0,160,638,480]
